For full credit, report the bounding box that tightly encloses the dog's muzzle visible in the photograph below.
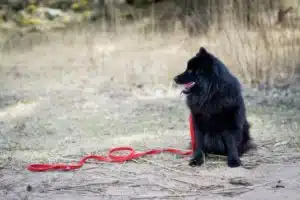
[182,82,195,94]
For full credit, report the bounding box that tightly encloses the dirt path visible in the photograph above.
[1,31,300,200]
[1,74,300,200]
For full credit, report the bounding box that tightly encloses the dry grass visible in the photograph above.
[1,5,300,89]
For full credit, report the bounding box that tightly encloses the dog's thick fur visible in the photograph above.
[174,47,255,168]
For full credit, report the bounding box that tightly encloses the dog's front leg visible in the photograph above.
[189,115,205,167]
[222,131,241,168]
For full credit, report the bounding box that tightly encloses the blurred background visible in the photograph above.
[1,0,300,89]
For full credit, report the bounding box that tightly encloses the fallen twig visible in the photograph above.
[130,192,203,199]
[94,165,130,181]
[212,173,300,196]
[46,180,124,191]
[130,173,300,199]
[229,177,253,186]
[171,177,224,190]
[154,182,183,199]
[139,158,211,178]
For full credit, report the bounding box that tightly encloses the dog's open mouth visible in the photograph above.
[182,82,195,94]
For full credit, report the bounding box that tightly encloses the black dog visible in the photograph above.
[174,47,255,168]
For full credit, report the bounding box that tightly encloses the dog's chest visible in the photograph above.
[193,112,236,132]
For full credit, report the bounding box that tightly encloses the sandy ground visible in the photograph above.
[0,29,300,200]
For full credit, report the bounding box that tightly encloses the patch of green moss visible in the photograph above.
[26,4,37,14]
[71,0,89,12]
[21,17,42,25]
[62,16,71,24]
[71,3,80,10]
[80,0,88,6]
[16,13,42,26]
[83,10,91,19]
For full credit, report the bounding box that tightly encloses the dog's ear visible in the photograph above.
[199,47,208,54]
[196,47,214,69]
[197,47,209,57]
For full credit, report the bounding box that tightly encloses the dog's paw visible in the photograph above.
[189,150,204,167]
[227,158,241,168]
[189,157,204,167]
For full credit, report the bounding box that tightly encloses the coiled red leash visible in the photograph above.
[27,114,195,172]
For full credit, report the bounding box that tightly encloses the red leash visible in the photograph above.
[27,114,195,172]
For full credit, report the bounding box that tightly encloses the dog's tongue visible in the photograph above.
[184,82,195,89]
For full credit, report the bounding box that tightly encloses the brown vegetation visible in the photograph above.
[1,0,300,88]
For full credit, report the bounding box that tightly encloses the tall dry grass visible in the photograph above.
[1,1,300,90]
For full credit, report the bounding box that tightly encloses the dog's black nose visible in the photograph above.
[173,76,178,83]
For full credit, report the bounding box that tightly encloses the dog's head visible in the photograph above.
[173,47,217,94]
